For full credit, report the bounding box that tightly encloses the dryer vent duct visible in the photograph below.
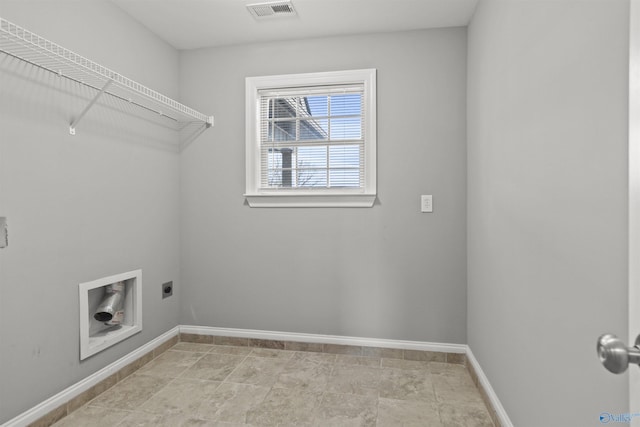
[247,1,297,19]
[94,282,125,326]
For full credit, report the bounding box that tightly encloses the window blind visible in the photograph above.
[258,84,365,190]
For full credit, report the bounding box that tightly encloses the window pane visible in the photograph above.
[330,117,361,140]
[331,94,361,116]
[267,148,294,187]
[269,98,297,118]
[329,145,361,168]
[269,121,297,141]
[329,169,361,188]
[267,149,282,169]
[297,169,327,187]
[299,119,328,140]
[306,95,328,117]
[267,169,283,187]
[297,146,327,168]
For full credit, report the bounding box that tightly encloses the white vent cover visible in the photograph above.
[247,1,297,19]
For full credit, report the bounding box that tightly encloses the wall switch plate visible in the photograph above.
[421,195,433,213]
[162,281,173,299]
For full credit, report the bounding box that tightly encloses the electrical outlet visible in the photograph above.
[162,281,173,299]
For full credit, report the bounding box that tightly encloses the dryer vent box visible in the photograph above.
[79,270,142,360]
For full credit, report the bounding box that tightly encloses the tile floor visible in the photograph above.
[52,342,494,426]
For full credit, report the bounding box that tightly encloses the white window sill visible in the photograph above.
[245,193,376,208]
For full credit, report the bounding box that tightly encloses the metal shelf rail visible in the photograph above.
[0,16,214,145]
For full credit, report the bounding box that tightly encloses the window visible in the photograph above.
[245,69,376,207]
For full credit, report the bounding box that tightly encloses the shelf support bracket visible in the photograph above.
[69,79,113,135]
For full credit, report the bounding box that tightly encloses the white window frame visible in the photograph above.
[245,69,377,208]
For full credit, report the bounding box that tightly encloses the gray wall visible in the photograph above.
[0,1,181,422]
[467,0,629,425]
[179,29,468,343]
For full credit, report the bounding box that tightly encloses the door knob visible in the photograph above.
[597,333,640,374]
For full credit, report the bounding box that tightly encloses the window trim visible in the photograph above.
[245,69,377,208]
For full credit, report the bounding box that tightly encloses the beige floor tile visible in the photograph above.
[438,402,494,427]
[335,355,381,367]
[117,411,214,426]
[139,378,222,415]
[225,356,289,386]
[118,355,153,382]
[326,365,381,397]
[181,353,245,381]
[153,336,179,357]
[29,405,67,427]
[248,348,295,359]
[89,374,170,411]
[172,342,215,353]
[404,350,446,363]
[213,336,249,347]
[430,364,476,385]
[379,368,436,402]
[208,345,253,356]
[195,382,270,423]
[205,422,255,427]
[246,388,323,426]
[291,351,337,364]
[446,353,467,365]
[273,359,334,392]
[248,339,285,350]
[136,350,204,378]
[434,387,486,406]
[432,368,483,405]
[181,334,214,344]
[312,392,377,427]
[430,362,473,377]
[51,405,130,426]
[66,372,118,412]
[362,346,404,359]
[377,397,442,427]
[381,358,430,370]
[284,341,324,353]
[323,344,363,356]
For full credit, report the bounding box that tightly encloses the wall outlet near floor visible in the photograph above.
[162,281,173,299]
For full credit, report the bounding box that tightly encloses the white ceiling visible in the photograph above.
[111,0,478,50]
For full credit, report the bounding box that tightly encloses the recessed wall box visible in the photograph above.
[79,270,142,360]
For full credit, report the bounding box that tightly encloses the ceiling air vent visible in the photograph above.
[247,1,297,19]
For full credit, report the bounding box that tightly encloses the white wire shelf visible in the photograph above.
[0,16,213,144]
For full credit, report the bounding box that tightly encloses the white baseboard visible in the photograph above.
[2,327,179,427]
[179,325,468,354]
[466,347,514,427]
